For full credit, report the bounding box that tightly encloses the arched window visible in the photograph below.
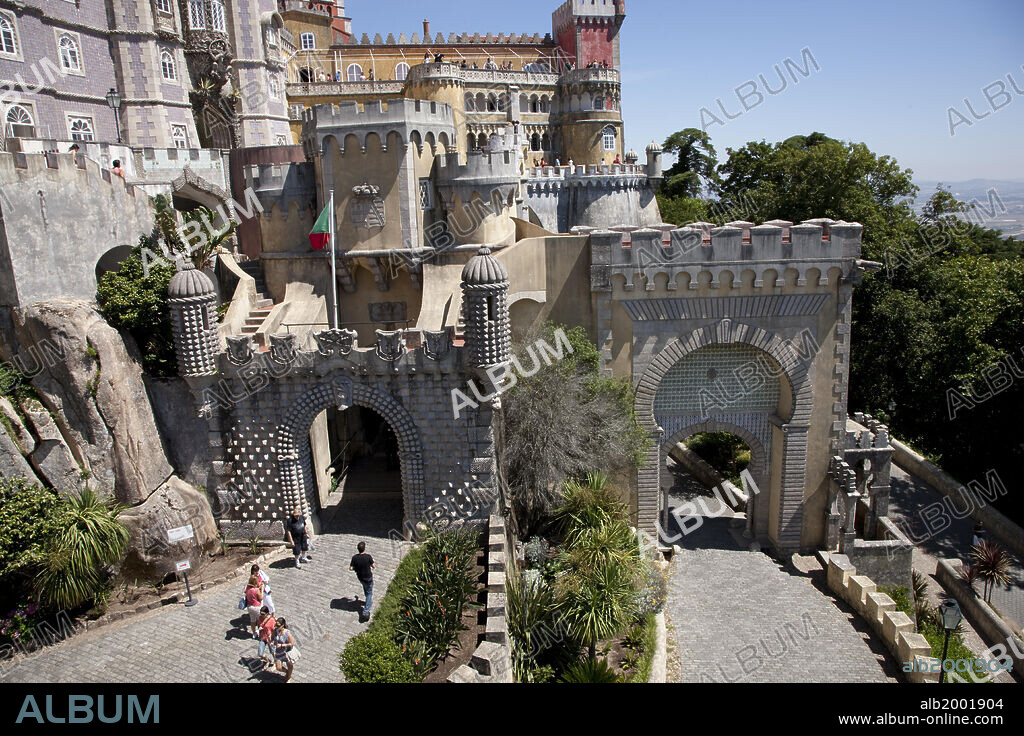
[530,95,539,113]
[269,72,280,98]
[0,16,17,56]
[602,125,617,152]
[188,0,205,29]
[541,133,551,151]
[530,133,540,152]
[300,33,315,51]
[468,133,477,151]
[395,62,410,81]
[464,92,475,111]
[6,105,34,138]
[266,25,279,48]
[210,0,226,32]
[477,133,488,149]
[299,67,313,83]
[68,116,94,141]
[594,96,605,110]
[58,34,81,72]
[346,63,362,82]
[487,94,497,112]
[171,125,188,149]
[160,50,176,80]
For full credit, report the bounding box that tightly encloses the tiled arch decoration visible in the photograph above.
[633,319,815,549]
[275,378,424,525]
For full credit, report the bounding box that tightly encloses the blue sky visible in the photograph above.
[345,0,1023,184]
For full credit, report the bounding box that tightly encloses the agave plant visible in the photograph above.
[911,570,939,630]
[560,657,620,683]
[556,558,637,661]
[970,540,1013,603]
[34,489,129,611]
[959,563,980,595]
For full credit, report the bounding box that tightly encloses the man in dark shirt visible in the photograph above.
[286,508,313,568]
[349,541,375,622]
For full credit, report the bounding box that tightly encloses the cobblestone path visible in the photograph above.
[663,462,893,683]
[0,494,408,684]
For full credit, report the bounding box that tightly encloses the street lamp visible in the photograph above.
[938,599,963,683]
[105,88,122,143]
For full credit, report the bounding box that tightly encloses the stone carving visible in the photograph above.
[423,328,453,361]
[269,333,299,365]
[226,335,255,366]
[375,329,406,362]
[314,328,357,357]
[350,182,386,229]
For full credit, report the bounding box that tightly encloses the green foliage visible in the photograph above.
[622,613,658,682]
[661,128,720,198]
[339,629,418,684]
[0,479,64,593]
[153,194,235,271]
[560,657,620,683]
[33,488,129,611]
[393,527,480,676]
[0,362,38,407]
[685,432,751,483]
[507,566,567,682]
[970,540,1013,603]
[96,242,177,377]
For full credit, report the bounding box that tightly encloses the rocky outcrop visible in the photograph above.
[8,299,173,505]
[0,298,219,580]
[118,477,220,579]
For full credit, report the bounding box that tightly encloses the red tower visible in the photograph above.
[552,0,626,70]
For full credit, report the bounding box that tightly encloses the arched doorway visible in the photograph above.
[635,322,813,550]
[276,379,424,534]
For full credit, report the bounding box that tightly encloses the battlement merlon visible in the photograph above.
[302,98,457,155]
[589,220,865,267]
[437,150,519,186]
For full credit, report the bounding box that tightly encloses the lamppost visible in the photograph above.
[105,88,122,143]
[938,599,963,683]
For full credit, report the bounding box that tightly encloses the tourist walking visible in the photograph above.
[350,541,376,622]
[286,508,313,568]
[256,607,276,666]
[244,575,263,638]
[273,618,299,682]
[251,564,274,613]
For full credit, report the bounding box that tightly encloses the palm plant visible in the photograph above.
[555,472,625,541]
[34,489,129,610]
[556,558,637,661]
[970,540,1013,603]
[506,566,562,682]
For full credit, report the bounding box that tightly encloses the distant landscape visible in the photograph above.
[915,179,1024,239]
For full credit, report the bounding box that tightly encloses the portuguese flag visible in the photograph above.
[309,202,331,251]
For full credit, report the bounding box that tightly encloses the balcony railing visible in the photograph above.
[559,67,620,85]
[287,80,404,97]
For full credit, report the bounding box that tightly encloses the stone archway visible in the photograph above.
[634,320,814,550]
[661,418,771,539]
[276,378,424,529]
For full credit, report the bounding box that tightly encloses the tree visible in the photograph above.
[501,325,648,534]
[660,128,720,199]
[153,194,236,271]
[96,241,177,377]
[0,479,64,607]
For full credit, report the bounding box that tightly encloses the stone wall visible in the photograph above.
[825,553,939,683]
[0,152,155,308]
[523,164,661,233]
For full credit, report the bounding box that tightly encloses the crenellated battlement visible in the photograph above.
[438,149,518,184]
[346,31,554,46]
[592,219,863,265]
[524,163,648,196]
[0,150,138,195]
[303,98,454,128]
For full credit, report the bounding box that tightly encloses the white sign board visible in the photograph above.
[167,525,195,543]
[175,560,191,572]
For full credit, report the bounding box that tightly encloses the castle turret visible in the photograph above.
[461,247,511,369]
[168,262,220,377]
[646,140,663,190]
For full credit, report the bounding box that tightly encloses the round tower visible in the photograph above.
[624,148,638,165]
[168,262,220,377]
[460,247,511,370]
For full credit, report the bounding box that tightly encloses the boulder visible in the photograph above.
[118,476,220,580]
[0,424,42,486]
[10,299,173,504]
[0,396,35,454]
[21,399,83,496]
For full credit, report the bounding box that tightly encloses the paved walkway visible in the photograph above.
[887,465,1024,633]
[0,494,408,684]
[662,461,895,683]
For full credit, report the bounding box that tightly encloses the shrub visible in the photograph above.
[393,527,480,675]
[561,657,620,683]
[96,242,177,377]
[524,536,550,569]
[339,629,417,684]
[0,479,65,610]
[33,488,129,611]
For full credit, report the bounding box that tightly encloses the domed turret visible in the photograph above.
[645,140,664,188]
[624,148,638,165]
[460,247,510,370]
[168,262,219,377]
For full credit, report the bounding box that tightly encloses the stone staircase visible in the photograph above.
[237,260,274,346]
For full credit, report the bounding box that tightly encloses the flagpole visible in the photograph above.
[329,189,338,330]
